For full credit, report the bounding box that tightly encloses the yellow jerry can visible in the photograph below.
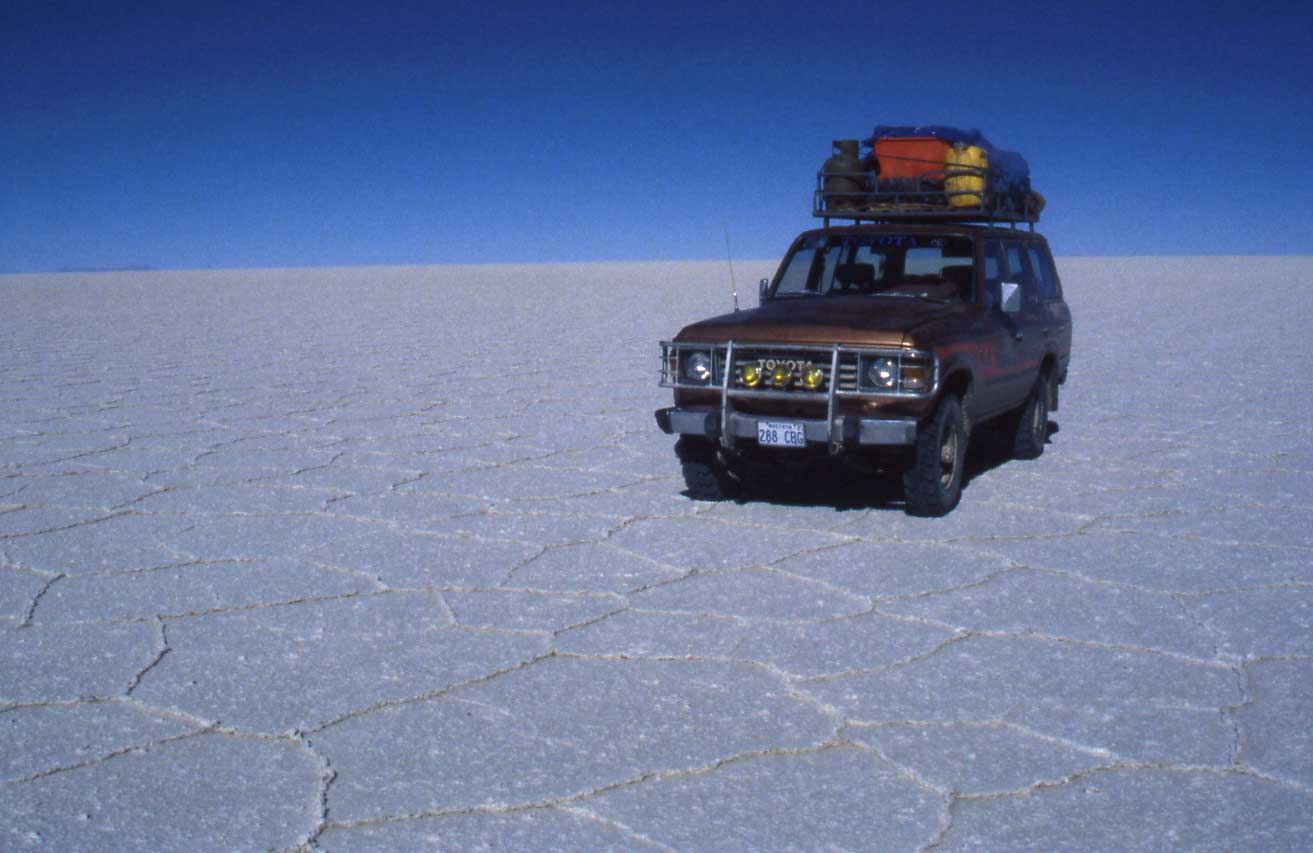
[945,144,988,208]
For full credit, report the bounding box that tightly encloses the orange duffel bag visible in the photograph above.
[872,136,950,179]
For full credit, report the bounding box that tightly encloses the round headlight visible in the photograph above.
[770,365,791,388]
[801,365,825,390]
[684,351,712,383]
[741,363,763,387]
[868,357,898,389]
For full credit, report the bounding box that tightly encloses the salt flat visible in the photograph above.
[2,256,1311,851]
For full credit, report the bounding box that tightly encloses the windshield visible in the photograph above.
[771,234,975,302]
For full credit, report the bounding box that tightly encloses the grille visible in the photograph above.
[660,341,935,398]
[731,347,850,392]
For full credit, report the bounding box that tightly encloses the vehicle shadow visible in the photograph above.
[724,420,1057,512]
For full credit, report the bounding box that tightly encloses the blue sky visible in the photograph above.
[3,0,1311,272]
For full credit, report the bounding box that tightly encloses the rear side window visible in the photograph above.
[1026,245,1061,300]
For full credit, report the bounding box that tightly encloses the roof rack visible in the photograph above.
[813,167,1041,230]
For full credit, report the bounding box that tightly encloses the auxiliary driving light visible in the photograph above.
[770,365,792,388]
[741,363,763,387]
[801,365,825,390]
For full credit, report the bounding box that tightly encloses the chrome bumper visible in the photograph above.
[655,407,917,446]
[658,339,934,451]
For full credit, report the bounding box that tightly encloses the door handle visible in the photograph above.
[1015,330,1024,341]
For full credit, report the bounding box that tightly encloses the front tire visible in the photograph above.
[675,436,739,501]
[903,395,967,517]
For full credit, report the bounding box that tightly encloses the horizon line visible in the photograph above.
[5,252,1313,277]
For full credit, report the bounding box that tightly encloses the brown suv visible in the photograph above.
[656,222,1072,515]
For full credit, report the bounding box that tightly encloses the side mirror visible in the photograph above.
[758,278,770,305]
[1000,281,1022,315]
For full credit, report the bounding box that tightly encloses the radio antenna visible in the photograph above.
[723,221,739,312]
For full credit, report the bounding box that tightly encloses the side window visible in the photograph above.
[982,241,1004,308]
[1004,241,1037,304]
[1027,245,1057,300]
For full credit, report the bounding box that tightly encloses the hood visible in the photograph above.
[674,295,962,347]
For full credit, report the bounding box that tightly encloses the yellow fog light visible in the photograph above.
[741,363,763,387]
[801,365,825,390]
[770,365,791,388]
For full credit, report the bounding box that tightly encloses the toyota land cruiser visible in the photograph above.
[656,221,1072,516]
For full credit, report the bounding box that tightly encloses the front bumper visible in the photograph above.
[657,339,933,451]
[656,407,917,446]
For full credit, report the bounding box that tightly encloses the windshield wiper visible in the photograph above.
[867,291,952,303]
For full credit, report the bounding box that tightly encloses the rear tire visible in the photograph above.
[903,395,967,517]
[675,436,739,501]
[1011,372,1050,460]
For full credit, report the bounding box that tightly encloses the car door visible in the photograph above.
[970,238,1028,417]
[1001,239,1047,403]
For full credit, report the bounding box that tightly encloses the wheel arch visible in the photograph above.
[1039,349,1060,409]
[938,363,976,424]
[1040,349,1059,378]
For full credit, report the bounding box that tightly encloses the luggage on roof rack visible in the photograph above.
[814,125,1044,225]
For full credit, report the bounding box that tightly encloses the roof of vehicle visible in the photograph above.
[796,222,1048,241]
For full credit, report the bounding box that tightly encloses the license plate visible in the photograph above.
[757,420,806,448]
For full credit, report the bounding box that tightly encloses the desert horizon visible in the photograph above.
[5,252,1313,276]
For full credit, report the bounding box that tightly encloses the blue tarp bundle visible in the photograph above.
[863,125,1031,197]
